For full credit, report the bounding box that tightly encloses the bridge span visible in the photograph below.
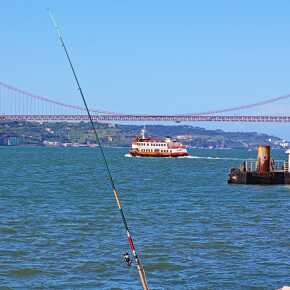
[1,114,290,122]
[1,81,290,123]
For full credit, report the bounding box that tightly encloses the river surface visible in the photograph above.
[0,147,289,289]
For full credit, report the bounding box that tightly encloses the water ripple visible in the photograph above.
[0,147,289,289]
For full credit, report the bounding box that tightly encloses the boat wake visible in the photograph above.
[124,154,244,160]
[183,155,244,160]
[181,155,247,161]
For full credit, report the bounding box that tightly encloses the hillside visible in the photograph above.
[0,121,284,149]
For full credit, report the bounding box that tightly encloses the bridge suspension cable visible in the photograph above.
[190,93,290,115]
[0,81,115,115]
[1,79,290,117]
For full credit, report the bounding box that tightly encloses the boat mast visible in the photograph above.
[48,10,149,290]
[141,126,146,139]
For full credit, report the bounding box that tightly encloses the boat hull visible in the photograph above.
[129,150,189,157]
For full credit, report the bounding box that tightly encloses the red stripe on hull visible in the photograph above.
[129,151,189,157]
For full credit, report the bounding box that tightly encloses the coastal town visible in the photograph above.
[0,121,288,149]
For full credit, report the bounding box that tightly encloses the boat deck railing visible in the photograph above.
[244,160,288,172]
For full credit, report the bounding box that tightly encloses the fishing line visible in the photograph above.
[48,10,149,290]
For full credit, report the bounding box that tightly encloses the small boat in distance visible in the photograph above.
[129,128,189,157]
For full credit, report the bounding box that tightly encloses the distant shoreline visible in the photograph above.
[0,121,287,149]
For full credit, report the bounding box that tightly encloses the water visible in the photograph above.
[0,147,289,289]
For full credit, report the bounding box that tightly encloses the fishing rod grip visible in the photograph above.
[137,264,149,290]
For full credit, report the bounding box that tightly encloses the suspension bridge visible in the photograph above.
[1,81,290,123]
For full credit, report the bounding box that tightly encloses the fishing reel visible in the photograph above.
[122,252,133,266]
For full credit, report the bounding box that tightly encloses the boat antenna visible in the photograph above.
[47,10,149,290]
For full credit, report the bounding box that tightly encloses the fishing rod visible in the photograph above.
[47,10,149,290]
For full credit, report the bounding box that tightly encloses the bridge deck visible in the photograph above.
[1,114,290,122]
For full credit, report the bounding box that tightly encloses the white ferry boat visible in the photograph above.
[129,128,189,157]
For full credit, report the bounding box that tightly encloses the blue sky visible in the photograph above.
[1,1,290,138]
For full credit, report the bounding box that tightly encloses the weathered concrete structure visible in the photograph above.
[228,145,290,185]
